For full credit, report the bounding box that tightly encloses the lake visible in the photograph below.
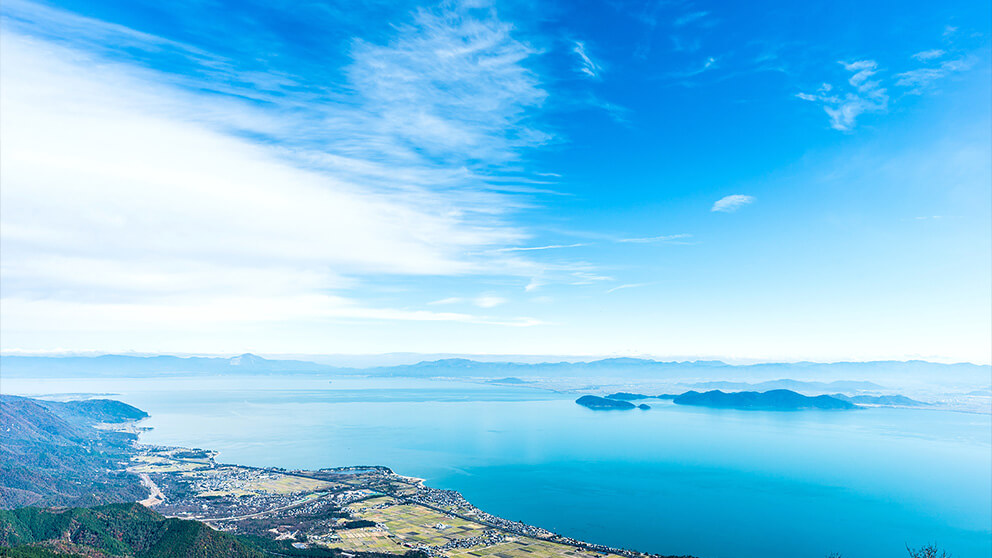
[5,375,990,558]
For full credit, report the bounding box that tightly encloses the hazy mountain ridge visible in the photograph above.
[3,354,986,383]
[0,353,336,377]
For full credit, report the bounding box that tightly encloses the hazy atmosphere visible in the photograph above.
[1,2,989,558]
[2,0,989,362]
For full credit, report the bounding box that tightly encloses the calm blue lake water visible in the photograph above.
[6,376,990,558]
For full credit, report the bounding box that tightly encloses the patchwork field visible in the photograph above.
[349,501,487,545]
[128,454,207,473]
[446,539,622,558]
[330,526,411,553]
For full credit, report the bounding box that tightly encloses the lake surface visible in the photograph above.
[5,375,990,558]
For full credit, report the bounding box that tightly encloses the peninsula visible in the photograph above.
[0,395,693,558]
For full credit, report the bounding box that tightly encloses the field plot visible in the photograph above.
[244,474,335,495]
[358,503,487,545]
[330,526,410,553]
[447,540,623,558]
[348,496,396,511]
[128,454,206,474]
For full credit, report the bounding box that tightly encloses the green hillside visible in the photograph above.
[0,395,146,509]
[0,503,426,558]
[0,503,263,557]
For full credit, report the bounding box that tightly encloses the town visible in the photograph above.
[129,445,683,558]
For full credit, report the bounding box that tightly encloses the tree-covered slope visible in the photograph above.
[0,396,146,509]
[0,503,263,557]
[672,389,856,410]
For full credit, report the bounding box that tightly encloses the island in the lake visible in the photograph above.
[576,395,638,410]
[672,389,855,410]
[580,389,858,411]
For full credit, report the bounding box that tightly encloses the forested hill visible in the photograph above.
[0,503,431,558]
[0,503,263,558]
[672,389,856,410]
[0,395,147,509]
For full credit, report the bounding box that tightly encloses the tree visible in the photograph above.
[906,544,950,558]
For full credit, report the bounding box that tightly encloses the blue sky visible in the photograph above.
[1,0,989,363]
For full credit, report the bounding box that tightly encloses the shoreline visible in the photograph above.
[129,432,685,558]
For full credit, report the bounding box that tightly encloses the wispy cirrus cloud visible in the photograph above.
[673,11,710,27]
[796,59,888,131]
[895,56,974,94]
[494,243,587,252]
[617,233,694,244]
[0,0,560,348]
[428,294,509,309]
[572,40,602,78]
[606,282,656,294]
[912,49,945,61]
[711,195,755,213]
[797,33,981,131]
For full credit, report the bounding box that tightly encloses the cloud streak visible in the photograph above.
[711,195,755,213]
[606,283,655,294]
[494,243,587,252]
[617,234,694,244]
[572,41,602,78]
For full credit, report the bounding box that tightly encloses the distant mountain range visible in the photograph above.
[830,394,927,407]
[1,354,987,390]
[689,379,885,392]
[0,353,335,377]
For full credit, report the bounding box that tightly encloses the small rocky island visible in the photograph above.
[575,395,638,410]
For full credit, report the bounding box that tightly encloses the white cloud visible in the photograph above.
[894,68,945,90]
[796,59,888,131]
[2,296,544,332]
[474,295,508,308]
[346,6,550,164]
[912,49,945,61]
[572,41,601,78]
[799,43,980,130]
[842,59,878,87]
[606,283,654,294]
[428,295,509,308]
[711,194,755,213]
[428,297,464,305]
[0,4,556,344]
[895,56,974,94]
[494,243,586,252]
[673,11,709,26]
[617,233,694,244]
